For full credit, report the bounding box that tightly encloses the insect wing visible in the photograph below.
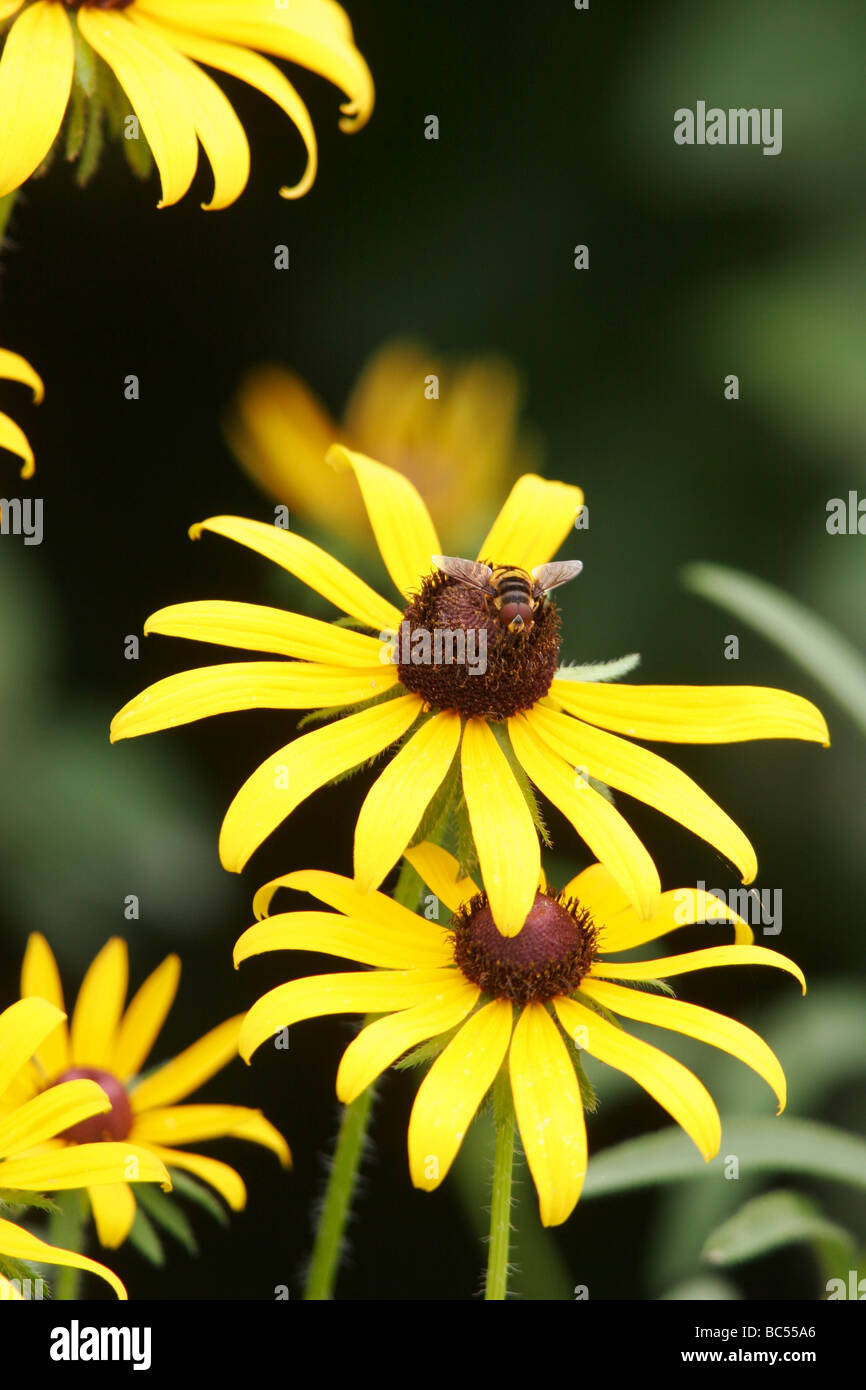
[432,555,494,590]
[531,559,583,595]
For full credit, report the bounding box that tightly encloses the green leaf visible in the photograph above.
[493,724,552,847]
[660,1273,742,1300]
[166,1168,229,1228]
[126,1204,165,1266]
[555,654,641,682]
[701,1190,856,1273]
[582,1117,866,1200]
[682,562,866,736]
[135,1183,198,1256]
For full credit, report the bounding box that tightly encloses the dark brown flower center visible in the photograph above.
[54,1067,133,1143]
[396,570,560,720]
[452,889,598,1005]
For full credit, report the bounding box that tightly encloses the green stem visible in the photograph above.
[49,1192,86,1302]
[0,189,19,247]
[485,1071,515,1301]
[304,857,422,1301]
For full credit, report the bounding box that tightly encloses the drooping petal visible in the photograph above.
[525,704,757,885]
[561,862,633,921]
[549,681,830,746]
[129,1016,242,1114]
[0,350,44,401]
[69,939,128,1070]
[476,474,584,569]
[239,970,451,1063]
[218,692,423,873]
[554,996,720,1160]
[590,944,806,992]
[595,887,754,953]
[509,715,660,919]
[251,867,428,934]
[402,842,480,913]
[0,998,67,1098]
[0,2,74,199]
[113,955,181,1082]
[76,9,199,208]
[326,444,441,598]
[354,711,461,891]
[110,661,397,739]
[189,516,402,629]
[509,1002,587,1226]
[579,978,787,1112]
[0,1142,170,1192]
[336,979,480,1103]
[148,1144,245,1210]
[89,1183,137,1249]
[408,1000,512,1190]
[0,410,35,478]
[132,1104,287,1161]
[0,1079,109,1158]
[0,4,23,23]
[0,1217,127,1300]
[234,910,453,972]
[144,600,385,666]
[460,719,539,937]
[20,933,69,1078]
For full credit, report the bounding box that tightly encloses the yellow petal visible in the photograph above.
[218,692,423,873]
[70,939,128,1070]
[0,4,23,23]
[476,474,584,569]
[561,862,633,921]
[596,887,754,953]
[148,1144,245,1210]
[129,1016,242,1113]
[0,1275,23,1300]
[590,943,806,992]
[555,996,720,1160]
[0,2,73,198]
[460,719,539,937]
[550,681,830,747]
[354,711,461,892]
[76,9,199,208]
[239,969,452,1062]
[509,1002,586,1226]
[0,1079,109,1158]
[336,979,480,1103]
[132,1104,287,1161]
[113,955,181,1082]
[509,714,660,919]
[190,515,402,630]
[20,933,69,1078]
[0,998,67,1098]
[234,910,453,971]
[126,11,250,209]
[580,978,787,1112]
[0,409,34,478]
[327,444,441,598]
[0,1216,127,1299]
[402,842,480,913]
[144,600,384,665]
[526,704,758,885]
[0,349,44,402]
[111,661,397,739]
[251,867,428,933]
[408,999,512,1190]
[0,1142,171,1191]
[89,1183,137,1249]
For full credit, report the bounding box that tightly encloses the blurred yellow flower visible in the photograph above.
[235,845,804,1228]
[227,340,540,552]
[0,996,172,1298]
[12,934,290,1249]
[0,0,373,208]
[0,348,43,478]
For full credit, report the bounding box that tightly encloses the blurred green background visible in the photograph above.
[0,0,864,1299]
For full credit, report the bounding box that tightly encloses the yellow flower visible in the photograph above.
[227,339,539,551]
[112,450,829,935]
[0,348,43,478]
[0,0,373,208]
[234,845,805,1227]
[0,995,172,1297]
[11,934,290,1248]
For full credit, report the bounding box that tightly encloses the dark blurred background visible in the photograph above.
[0,0,863,1299]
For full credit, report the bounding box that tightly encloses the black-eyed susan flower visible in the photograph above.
[112,449,829,936]
[0,348,43,478]
[0,995,172,1298]
[12,933,290,1249]
[0,0,372,208]
[234,844,805,1227]
[227,339,539,552]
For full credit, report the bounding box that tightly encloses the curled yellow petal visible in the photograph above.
[144,600,384,665]
[89,1182,137,1250]
[0,349,44,402]
[0,2,73,198]
[509,1002,586,1226]
[460,719,539,937]
[327,444,441,599]
[0,1079,109,1158]
[0,1216,127,1299]
[0,998,68,1098]
[590,944,806,993]
[0,1142,171,1192]
[129,1015,243,1113]
[20,933,69,1078]
[113,954,181,1082]
[403,841,480,914]
[336,979,479,1103]
[235,909,452,972]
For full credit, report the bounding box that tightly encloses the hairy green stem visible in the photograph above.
[49,1193,86,1301]
[485,1071,515,1301]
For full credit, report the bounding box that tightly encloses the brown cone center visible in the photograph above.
[55,1066,133,1143]
[452,889,598,1004]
